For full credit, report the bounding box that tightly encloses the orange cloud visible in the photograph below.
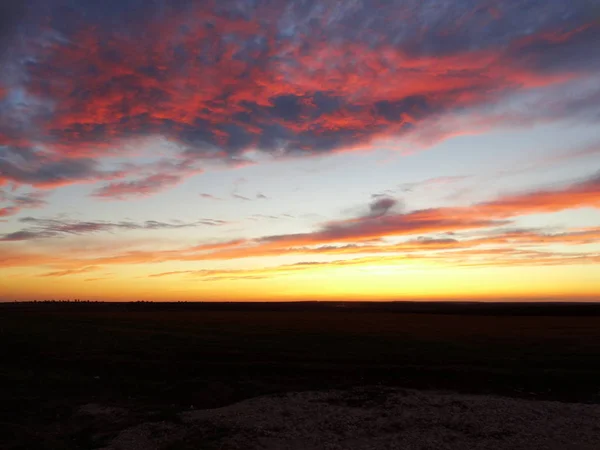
[40,266,100,277]
[242,173,600,252]
[2,174,598,276]
[144,248,600,283]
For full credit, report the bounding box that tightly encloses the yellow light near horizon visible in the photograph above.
[1,263,598,302]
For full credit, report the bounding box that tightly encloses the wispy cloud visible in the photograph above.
[232,193,252,201]
[41,266,99,277]
[231,191,269,201]
[0,191,47,217]
[0,216,228,241]
[0,147,121,189]
[92,158,204,200]
[249,214,291,221]
[3,172,598,275]
[145,247,600,282]
[200,193,222,200]
[93,173,182,199]
[398,176,471,193]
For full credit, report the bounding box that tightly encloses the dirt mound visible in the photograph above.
[102,387,600,449]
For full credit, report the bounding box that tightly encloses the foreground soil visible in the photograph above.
[3,303,600,448]
[99,386,600,449]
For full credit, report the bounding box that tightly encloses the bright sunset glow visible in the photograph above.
[1,1,599,301]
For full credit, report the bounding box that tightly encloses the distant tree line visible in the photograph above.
[14,299,101,303]
[10,300,191,303]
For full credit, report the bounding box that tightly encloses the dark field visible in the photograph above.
[2,302,600,449]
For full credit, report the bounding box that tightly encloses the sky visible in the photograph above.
[1,0,599,302]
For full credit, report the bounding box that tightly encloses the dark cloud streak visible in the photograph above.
[0,190,47,217]
[0,216,228,241]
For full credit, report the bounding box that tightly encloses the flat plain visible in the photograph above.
[2,302,600,449]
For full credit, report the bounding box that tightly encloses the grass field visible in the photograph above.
[2,302,600,449]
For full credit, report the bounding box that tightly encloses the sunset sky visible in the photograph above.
[1,0,599,302]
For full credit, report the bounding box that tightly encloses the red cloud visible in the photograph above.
[21,9,597,165]
[91,157,204,199]
[472,172,600,217]
[93,173,184,199]
[0,3,594,200]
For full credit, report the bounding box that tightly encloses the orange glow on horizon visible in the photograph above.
[2,261,598,303]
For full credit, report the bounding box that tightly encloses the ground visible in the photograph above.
[2,302,600,449]
[102,387,600,450]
